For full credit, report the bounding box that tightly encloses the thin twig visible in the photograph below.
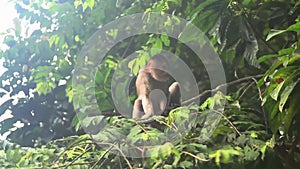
[238,81,255,100]
[95,142,133,169]
[52,136,92,164]
[64,147,92,169]
[91,145,114,169]
[251,77,269,131]
[182,74,264,105]
[210,109,242,136]
[182,151,210,162]
[121,37,135,58]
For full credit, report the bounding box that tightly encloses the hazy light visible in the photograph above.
[0,1,17,73]
[0,1,18,140]
[0,1,17,33]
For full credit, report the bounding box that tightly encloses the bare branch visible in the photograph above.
[182,74,264,105]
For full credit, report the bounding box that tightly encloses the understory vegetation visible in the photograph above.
[0,0,300,168]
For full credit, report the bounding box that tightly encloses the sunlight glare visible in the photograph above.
[0,1,17,34]
[0,1,17,75]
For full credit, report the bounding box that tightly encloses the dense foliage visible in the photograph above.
[0,0,300,168]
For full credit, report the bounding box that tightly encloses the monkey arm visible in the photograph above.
[168,82,181,108]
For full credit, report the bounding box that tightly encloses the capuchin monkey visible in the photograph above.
[132,55,181,119]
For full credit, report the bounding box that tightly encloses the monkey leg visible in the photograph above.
[168,82,181,108]
[149,89,168,116]
[160,82,181,117]
[141,97,155,119]
[132,99,144,118]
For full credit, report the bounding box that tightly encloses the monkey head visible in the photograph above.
[146,55,170,82]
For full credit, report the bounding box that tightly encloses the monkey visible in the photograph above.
[164,81,181,115]
[132,55,181,119]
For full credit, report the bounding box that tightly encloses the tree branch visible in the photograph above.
[182,74,264,105]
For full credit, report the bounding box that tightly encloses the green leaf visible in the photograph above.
[158,142,173,158]
[209,147,241,166]
[270,81,284,101]
[178,23,200,42]
[74,35,80,42]
[128,52,149,75]
[278,48,294,56]
[266,29,287,41]
[81,116,105,128]
[260,144,267,160]
[161,34,170,46]
[258,54,278,63]
[49,34,59,47]
[222,49,236,64]
[83,0,95,11]
[279,79,299,112]
[269,102,282,132]
[107,29,118,39]
[240,18,260,68]
[189,0,218,18]
[192,7,220,33]
[127,126,142,140]
[287,21,300,34]
[244,145,259,161]
[284,88,300,132]
[151,38,163,55]
[179,160,193,168]
[36,82,52,95]
[86,0,95,9]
